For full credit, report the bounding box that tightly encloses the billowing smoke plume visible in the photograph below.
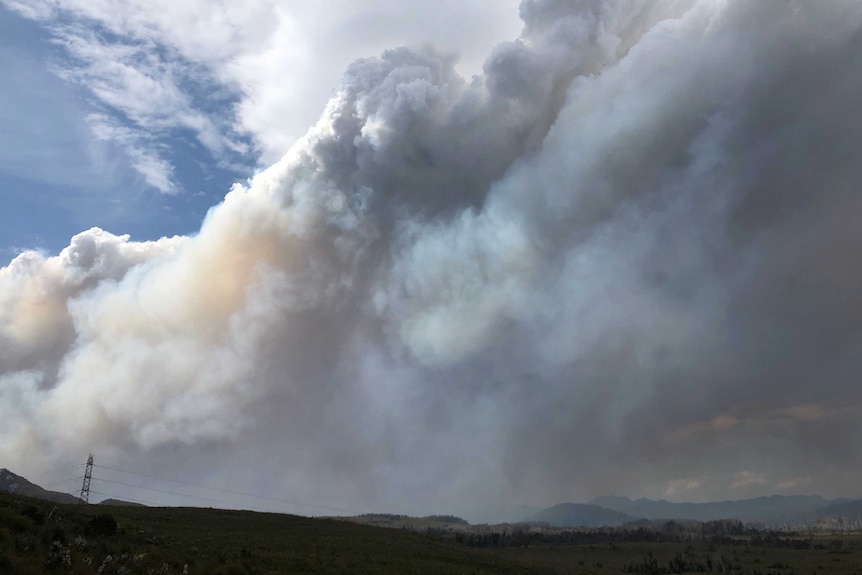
[3,0,862,512]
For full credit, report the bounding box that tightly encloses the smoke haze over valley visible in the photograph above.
[2,0,862,515]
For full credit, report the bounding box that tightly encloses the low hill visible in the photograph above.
[590,494,837,524]
[529,503,638,527]
[98,498,146,507]
[0,468,80,505]
[465,503,542,524]
[334,513,469,530]
[0,490,558,574]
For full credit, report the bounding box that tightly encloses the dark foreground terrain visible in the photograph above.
[0,490,552,574]
[3,490,862,574]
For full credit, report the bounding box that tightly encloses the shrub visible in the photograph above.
[41,525,67,546]
[90,514,118,536]
[0,509,29,534]
[19,505,43,525]
[46,540,71,568]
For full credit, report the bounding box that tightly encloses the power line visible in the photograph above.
[89,485,267,513]
[42,476,84,489]
[0,464,85,485]
[89,489,266,512]
[33,471,84,484]
[92,464,358,514]
[90,477,223,505]
[30,464,85,480]
[89,461,269,511]
[88,490,160,507]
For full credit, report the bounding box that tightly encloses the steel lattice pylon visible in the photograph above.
[79,454,93,504]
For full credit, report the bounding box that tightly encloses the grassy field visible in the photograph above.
[4,490,862,574]
[492,536,862,574]
[0,491,555,574]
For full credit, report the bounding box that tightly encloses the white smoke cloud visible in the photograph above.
[3,0,862,512]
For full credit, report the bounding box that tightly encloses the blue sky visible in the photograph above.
[0,0,519,264]
[0,5,254,261]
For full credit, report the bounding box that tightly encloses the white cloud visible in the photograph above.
[731,472,767,491]
[86,114,177,194]
[3,0,522,184]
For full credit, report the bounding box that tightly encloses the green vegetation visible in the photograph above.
[5,490,862,574]
[491,535,862,574]
[0,491,551,574]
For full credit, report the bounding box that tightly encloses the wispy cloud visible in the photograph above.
[87,114,177,195]
[0,42,113,189]
[50,25,253,193]
[731,472,767,491]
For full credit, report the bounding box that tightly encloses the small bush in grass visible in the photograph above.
[40,525,67,549]
[90,513,118,536]
[19,505,44,526]
[0,508,30,533]
[46,540,71,567]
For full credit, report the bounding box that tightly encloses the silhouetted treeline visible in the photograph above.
[450,527,662,548]
[434,519,809,549]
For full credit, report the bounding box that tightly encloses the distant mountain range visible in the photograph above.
[468,494,862,527]
[589,495,843,524]
[526,495,862,527]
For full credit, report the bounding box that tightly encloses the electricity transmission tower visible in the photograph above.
[79,454,94,504]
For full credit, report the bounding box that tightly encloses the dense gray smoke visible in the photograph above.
[3,0,862,513]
